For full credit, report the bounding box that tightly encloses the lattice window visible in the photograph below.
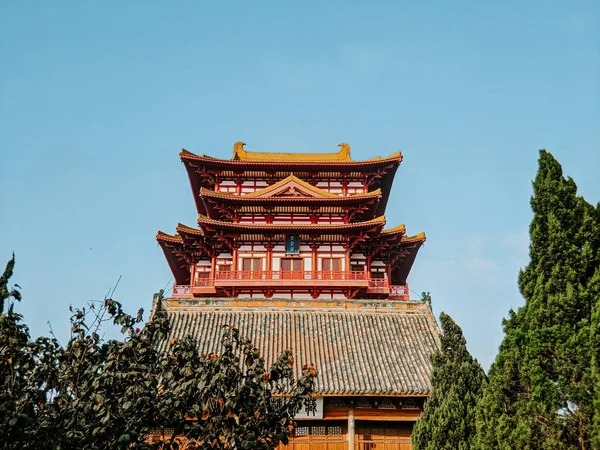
[327,426,343,435]
[311,426,326,435]
[294,426,309,437]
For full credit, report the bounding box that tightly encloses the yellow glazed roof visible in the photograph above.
[180,143,402,164]
[156,231,183,242]
[233,142,353,162]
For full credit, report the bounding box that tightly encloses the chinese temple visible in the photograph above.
[153,142,440,449]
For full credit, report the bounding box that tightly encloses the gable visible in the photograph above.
[244,175,339,199]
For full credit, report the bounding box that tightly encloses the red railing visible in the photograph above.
[193,278,213,287]
[172,284,191,296]
[214,270,369,281]
[389,284,409,299]
[173,276,410,300]
[367,278,389,293]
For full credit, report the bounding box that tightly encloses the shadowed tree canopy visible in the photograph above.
[474,150,600,449]
[412,312,486,450]
[0,255,316,449]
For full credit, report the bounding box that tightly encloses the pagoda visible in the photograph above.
[153,142,439,449]
[157,142,425,301]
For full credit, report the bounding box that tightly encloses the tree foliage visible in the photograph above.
[474,150,600,449]
[412,312,486,450]
[0,256,316,449]
[591,295,600,449]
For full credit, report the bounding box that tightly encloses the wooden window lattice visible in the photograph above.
[327,426,343,435]
[294,426,309,437]
[311,426,326,435]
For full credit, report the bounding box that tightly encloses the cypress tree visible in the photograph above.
[474,150,600,449]
[412,312,486,450]
[591,295,600,449]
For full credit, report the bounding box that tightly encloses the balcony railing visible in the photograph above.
[173,284,191,296]
[214,270,369,281]
[389,284,409,300]
[172,274,409,300]
[367,278,388,293]
[193,277,213,287]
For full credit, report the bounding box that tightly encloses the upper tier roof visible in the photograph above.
[234,142,353,162]
[229,141,402,163]
[181,143,403,216]
[180,143,403,167]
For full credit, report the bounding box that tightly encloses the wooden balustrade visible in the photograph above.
[388,284,410,300]
[215,270,369,281]
[172,284,191,297]
[193,278,213,287]
[173,276,409,299]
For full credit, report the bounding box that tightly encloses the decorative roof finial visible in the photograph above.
[233,142,246,160]
[338,143,351,159]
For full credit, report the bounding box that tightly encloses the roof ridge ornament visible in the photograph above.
[338,143,351,159]
[233,141,246,160]
[231,141,354,162]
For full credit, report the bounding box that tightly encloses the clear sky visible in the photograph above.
[1,1,599,369]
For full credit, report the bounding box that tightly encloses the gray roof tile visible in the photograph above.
[155,299,440,396]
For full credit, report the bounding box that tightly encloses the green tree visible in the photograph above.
[475,150,600,449]
[0,256,316,449]
[412,312,486,450]
[591,295,600,449]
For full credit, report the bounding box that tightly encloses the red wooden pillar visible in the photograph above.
[266,240,273,275]
[310,241,319,279]
[210,256,217,281]
[232,247,238,272]
[345,250,351,278]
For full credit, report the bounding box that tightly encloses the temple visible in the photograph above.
[158,142,425,301]
[153,142,439,449]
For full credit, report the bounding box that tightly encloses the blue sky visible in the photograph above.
[1,1,598,369]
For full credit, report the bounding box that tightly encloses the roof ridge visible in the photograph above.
[180,145,403,165]
[233,142,353,162]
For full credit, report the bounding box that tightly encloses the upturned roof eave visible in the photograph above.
[195,214,386,232]
[180,148,403,168]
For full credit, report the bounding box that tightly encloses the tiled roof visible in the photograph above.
[195,214,386,231]
[179,149,403,168]
[233,142,354,162]
[155,299,440,396]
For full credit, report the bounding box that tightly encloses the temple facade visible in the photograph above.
[154,142,440,449]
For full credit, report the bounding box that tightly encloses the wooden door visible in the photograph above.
[281,258,303,279]
[242,257,262,279]
[322,258,341,280]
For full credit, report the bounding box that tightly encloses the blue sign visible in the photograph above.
[285,234,299,254]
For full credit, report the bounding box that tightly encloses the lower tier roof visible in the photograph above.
[153,298,440,396]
